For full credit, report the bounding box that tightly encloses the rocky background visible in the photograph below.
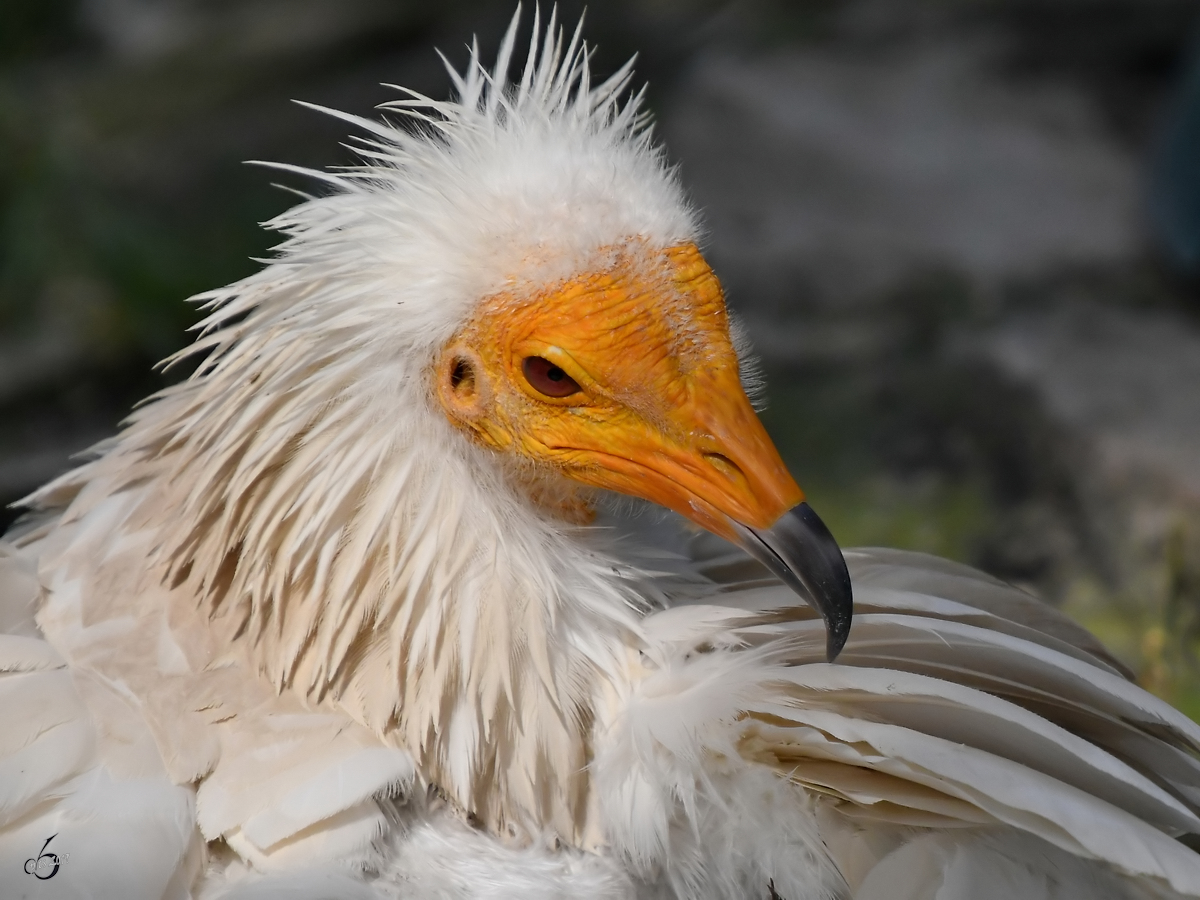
[2,0,1199,709]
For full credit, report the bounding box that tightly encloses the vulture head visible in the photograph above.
[16,16,1200,898]
[26,9,850,843]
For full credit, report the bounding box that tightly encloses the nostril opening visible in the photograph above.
[449,357,475,393]
[703,451,742,478]
[437,344,489,422]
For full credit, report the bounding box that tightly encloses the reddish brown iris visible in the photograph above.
[434,242,804,539]
[522,356,581,397]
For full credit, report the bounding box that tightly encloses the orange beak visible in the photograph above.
[437,242,853,658]
[561,363,802,541]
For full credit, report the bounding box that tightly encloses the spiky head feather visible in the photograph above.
[24,9,698,844]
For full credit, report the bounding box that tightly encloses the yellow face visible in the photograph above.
[433,242,804,542]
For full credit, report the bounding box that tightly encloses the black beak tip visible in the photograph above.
[733,501,854,662]
[824,596,852,662]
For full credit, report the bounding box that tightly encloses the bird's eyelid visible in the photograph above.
[510,343,598,403]
[523,356,583,398]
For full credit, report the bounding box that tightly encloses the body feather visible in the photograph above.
[2,9,1199,900]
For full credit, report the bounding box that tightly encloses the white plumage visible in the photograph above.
[3,10,1200,900]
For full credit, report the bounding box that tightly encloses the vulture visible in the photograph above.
[4,11,1200,900]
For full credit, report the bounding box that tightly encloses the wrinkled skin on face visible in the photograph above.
[434,242,803,542]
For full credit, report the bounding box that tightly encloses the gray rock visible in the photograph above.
[664,42,1140,324]
[979,302,1200,505]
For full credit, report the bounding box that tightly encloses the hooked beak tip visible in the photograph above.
[732,502,853,661]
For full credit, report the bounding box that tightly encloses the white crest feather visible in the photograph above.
[20,7,694,845]
[10,9,1200,900]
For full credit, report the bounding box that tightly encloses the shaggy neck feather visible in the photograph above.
[27,329,650,844]
[16,14,698,844]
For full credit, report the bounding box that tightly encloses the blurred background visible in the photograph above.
[2,0,1200,707]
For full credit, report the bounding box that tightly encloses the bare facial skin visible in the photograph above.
[435,242,803,541]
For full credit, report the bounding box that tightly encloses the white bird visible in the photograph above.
[3,10,1200,900]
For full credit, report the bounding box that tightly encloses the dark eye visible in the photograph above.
[522,356,581,398]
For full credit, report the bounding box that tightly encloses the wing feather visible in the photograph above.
[742,699,1200,893]
[631,543,1200,895]
[845,548,1131,676]
[757,663,1200,834]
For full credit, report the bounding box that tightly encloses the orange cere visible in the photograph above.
[435,242,803,540]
